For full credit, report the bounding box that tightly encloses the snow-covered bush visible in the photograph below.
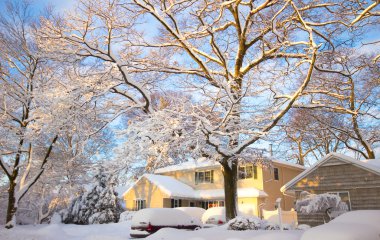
[62,167,123,224]
[295,191,348,214]
[227,216,262,230]
[227,217,293,231]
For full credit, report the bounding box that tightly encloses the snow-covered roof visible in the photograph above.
[154,157,220,174]
[281,153,380,193]
[154,157,305,174]
[195,188,268,198]
[270,159,306,170]
[124,174,268,199]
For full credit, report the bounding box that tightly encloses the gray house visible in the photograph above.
[281,152,380,226]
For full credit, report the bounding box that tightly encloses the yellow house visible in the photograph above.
[123,158,305,216]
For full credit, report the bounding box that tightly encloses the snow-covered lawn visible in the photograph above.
[0,222,131,240]
[1,210,379,240]
[0,222,303,240]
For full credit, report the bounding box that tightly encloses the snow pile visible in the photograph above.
[61,167,123,224]
[228,216,262,230]
[295,192,348,214]
[131,208,199,226]
[301,210,380,240]
[331,210,380,231]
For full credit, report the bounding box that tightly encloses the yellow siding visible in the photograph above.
[123,162,303,214]
[123,177,168,210]
[237,166,264,190]
[237,197,259,216]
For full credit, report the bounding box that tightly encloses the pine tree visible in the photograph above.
[62,167,123,224]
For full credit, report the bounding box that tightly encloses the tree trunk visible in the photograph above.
[221,160,238,221]
[5,180,17,229]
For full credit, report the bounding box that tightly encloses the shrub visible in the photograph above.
[227,216,262,231]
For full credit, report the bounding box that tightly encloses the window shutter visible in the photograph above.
[179,199,182,207]
[171,198,174,208]
[254,166,258,179]
[195,172,198,185]
[211,170,214,183]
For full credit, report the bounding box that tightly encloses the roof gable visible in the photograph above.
[281,153,380,193]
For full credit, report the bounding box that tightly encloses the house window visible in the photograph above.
[134,199,146,210]
[201,200,224,210]
[328,191,352,210]
[239,165,257,179]
[195,170,214,184]
[171,198,182,208]
[274,168,279,180]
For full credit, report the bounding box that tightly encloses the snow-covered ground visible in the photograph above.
[0,222,303,240]
[0,222,131,240]
[1,210,379,240]
[147,227,303,240]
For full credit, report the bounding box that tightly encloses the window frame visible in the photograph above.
[238,165,256,180]
[170,198,182,208]
[274,167,279,181]
[195,170,214,184]
[327,191,352,211]
[134,199,146,210]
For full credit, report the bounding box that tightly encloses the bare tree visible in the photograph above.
[0,1,102,228]
[296,50,379,159]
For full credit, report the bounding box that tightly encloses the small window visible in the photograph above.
[135,199,146,210]
[274,168,279,180]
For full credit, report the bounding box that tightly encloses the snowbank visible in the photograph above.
[301,210,380,240]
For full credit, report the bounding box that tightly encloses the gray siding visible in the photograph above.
[288,158,380,226]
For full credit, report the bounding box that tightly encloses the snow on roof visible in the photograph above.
[154,157,220,174]
[143,174,195,198]
[115,185,131,197]
[281,153,380,193]
[195,188,268,199]
[270,159,306,170]
[124,174,268,199]
[154,157,305,174]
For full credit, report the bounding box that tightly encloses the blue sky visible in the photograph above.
[1,0,378,164]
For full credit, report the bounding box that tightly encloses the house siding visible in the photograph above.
[124,177,168,210]
[263,163,303,211]
[288,157,380,226]
[123,161,304,215]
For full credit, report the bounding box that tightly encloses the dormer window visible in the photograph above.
[195,170,214,184]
